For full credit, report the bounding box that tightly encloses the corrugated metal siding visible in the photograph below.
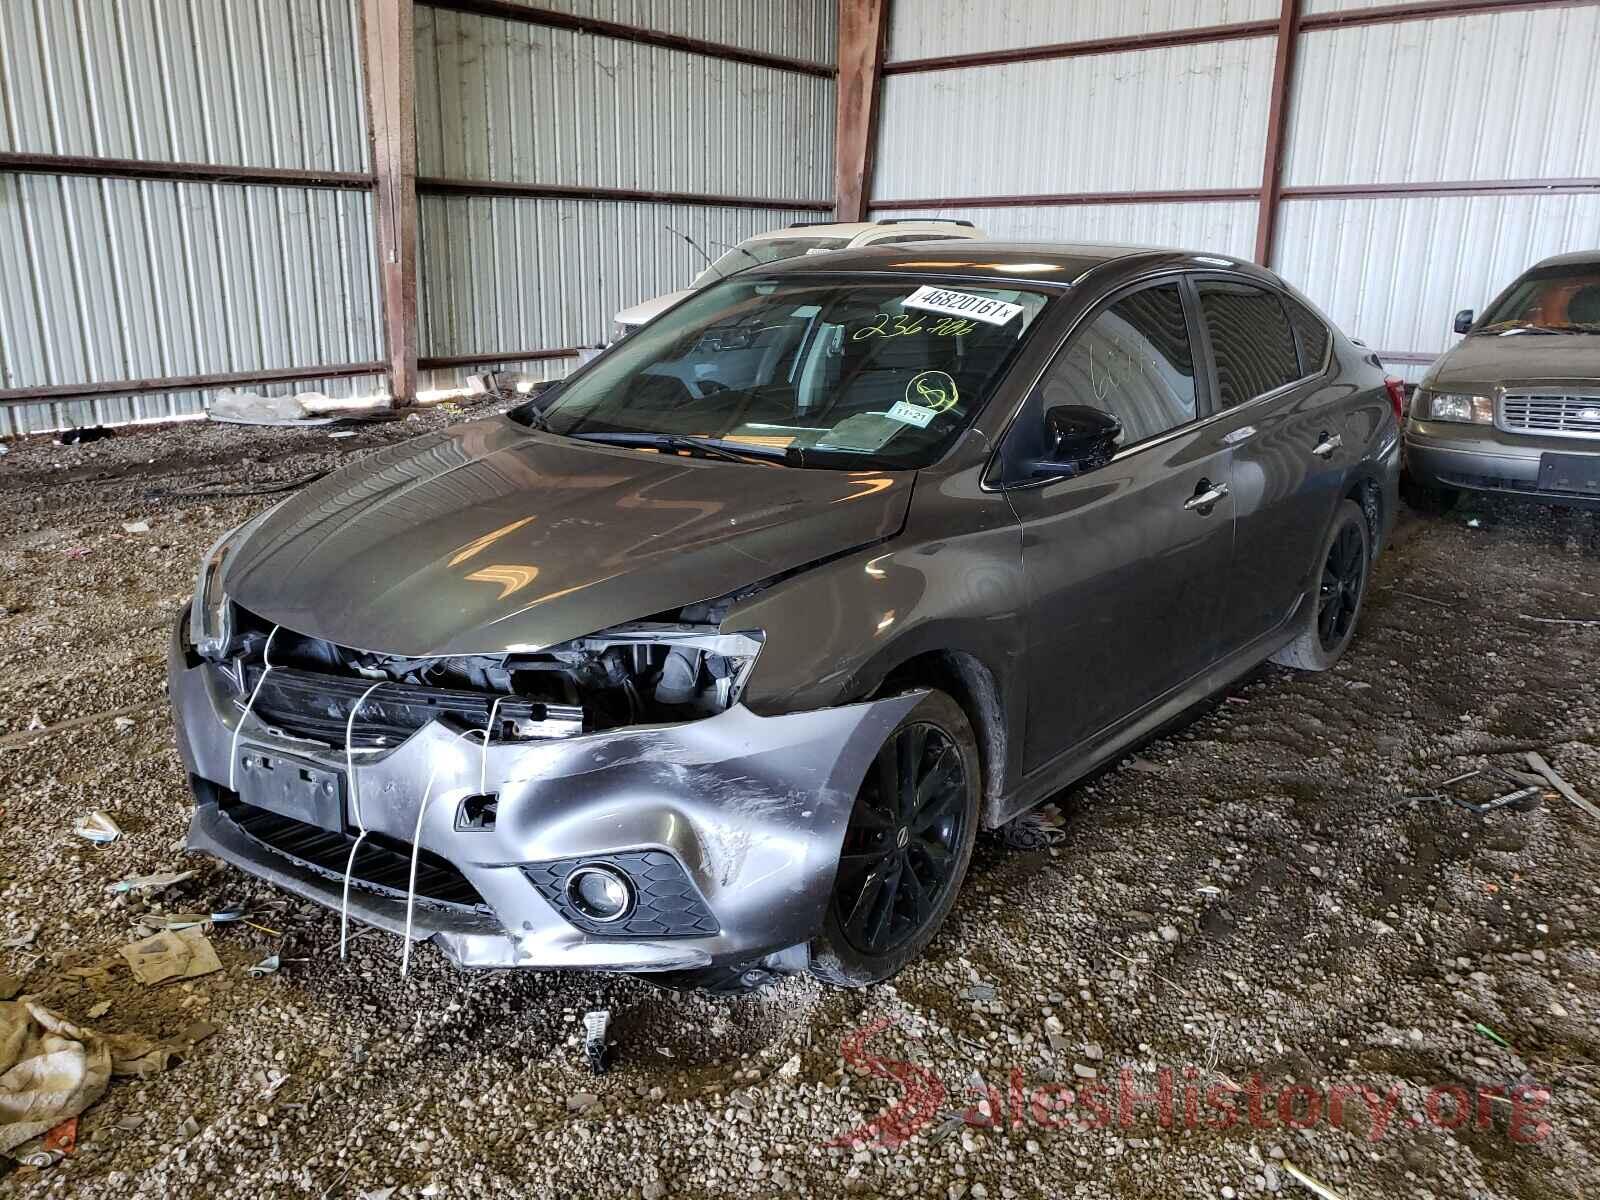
[0,373,387,439]
[417,355,575,401]
[873,37,1275,200]
[885,0,1278,63]
[869,201,1261,259]
[1272,192,1600,363]
[416,6,833,199]
[0,172,381,389]
[418,194,824,353]
[1285,7,1600,186]
[0,0,369,171]
[467,0,837,67]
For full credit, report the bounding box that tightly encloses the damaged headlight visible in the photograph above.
[189,505,280,659]
[517,623,765,728]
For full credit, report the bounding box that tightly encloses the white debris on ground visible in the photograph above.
[0,413,1596,1197]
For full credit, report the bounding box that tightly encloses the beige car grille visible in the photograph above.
[1501,391,1600,439]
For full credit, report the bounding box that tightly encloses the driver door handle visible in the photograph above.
[1184,481,1230,512]
[1312,432,1343,459]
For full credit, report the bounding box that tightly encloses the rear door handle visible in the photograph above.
[1184,481,1230,513]
[1312,432,1342,459]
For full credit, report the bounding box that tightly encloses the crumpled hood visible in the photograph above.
[1426,332,1600,390]
[223,418,913,656]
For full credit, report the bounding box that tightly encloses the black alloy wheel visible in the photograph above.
[832,721,970,957]
[1318,521,1366,651]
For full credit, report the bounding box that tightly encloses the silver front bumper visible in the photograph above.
[1406,419,1600,499]
[168,619,919,972]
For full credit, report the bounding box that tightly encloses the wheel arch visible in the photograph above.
[855,642,1013,828]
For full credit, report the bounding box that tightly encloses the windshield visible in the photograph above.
[691,237,852,286]
[526,276,1054,469]
[1478,263,1600,333]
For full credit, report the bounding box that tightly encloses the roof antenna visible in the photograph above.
[665,225,714,268]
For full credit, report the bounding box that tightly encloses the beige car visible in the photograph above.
[612,219,985,335]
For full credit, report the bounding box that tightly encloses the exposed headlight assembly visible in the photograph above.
[1417,389,1494,424]
[189,505,281,659]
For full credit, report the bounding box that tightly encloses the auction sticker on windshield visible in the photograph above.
[902,285,1024,326]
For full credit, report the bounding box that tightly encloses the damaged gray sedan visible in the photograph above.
[171,242,1399,989]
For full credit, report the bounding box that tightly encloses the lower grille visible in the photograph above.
[524,851,720,938]
[1501,391,1600,439]
[218,792,488,911]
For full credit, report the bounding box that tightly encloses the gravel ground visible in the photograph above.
[1,414,1597,1200]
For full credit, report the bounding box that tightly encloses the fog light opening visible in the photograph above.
[565,865,635,923]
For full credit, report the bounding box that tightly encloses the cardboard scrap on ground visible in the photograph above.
[106,870,195,896]
[0,999,173,1155]
[118,928,222,986]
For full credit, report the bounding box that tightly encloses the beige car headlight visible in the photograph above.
[1418,389,1493,424]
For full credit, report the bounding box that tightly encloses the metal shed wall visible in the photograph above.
[417,192,824,359]
[475,0,836,66]
[0,0,383,434]
[413,2,837,385]
[416,7,833,201]
[1276,3,1600,378]
[867,0,1600,385]
[874,38,1274,201]
[885,0,1277,62]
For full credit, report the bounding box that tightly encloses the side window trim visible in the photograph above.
[1190,271,1324,410]
[992,274,1210,488]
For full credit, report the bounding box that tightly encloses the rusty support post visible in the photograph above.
[835,0,889,223]
[362,0,418,407]
[1254,0,1303,267]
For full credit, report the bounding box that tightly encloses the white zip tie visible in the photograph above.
[339,679,387,960]
[479,696,505,796]
[400,763,443,977]
[228,626,279,793]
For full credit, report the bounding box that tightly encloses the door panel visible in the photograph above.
[1009,435,1234,773]
[1194,279,1351,649]
[999,279,1234,775]
[1216,386,1352,648]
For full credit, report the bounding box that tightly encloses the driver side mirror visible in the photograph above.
[1453,308,1475,335]
[1030,405,1122,478]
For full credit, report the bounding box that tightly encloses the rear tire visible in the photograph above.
[1271,500,1372,672]
[809,690,980,988]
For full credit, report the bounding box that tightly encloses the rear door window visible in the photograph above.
[1197,281,1302,408]
[1282,295,1331,375]
[1038,282,1199,447]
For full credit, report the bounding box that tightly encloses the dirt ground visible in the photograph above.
[0,412,1596,1200]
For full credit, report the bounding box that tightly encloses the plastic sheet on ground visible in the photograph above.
[0,1000,171,1155]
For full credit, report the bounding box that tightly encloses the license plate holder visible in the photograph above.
[235,750,346,832]
[1538,452,1600,495]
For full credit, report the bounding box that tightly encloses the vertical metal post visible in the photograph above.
[835,0,890,223]
[362,0,418,406]
[1254,0,1303,267]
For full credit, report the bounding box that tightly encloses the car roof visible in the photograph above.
[753,239,1271,288]
[745,221,982,243]
[1530,249,1600,270]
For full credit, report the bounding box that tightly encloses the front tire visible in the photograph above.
[809,691,980,988]
[1271,500,1372,672]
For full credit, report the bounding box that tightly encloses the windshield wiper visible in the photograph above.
[1480,321,1561,336]
[568,431,785,465]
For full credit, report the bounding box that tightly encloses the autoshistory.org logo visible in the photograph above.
[832,1018,1554,1150]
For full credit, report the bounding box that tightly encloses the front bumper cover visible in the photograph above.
[1406,420,1600,506]
[169,616,920,971]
